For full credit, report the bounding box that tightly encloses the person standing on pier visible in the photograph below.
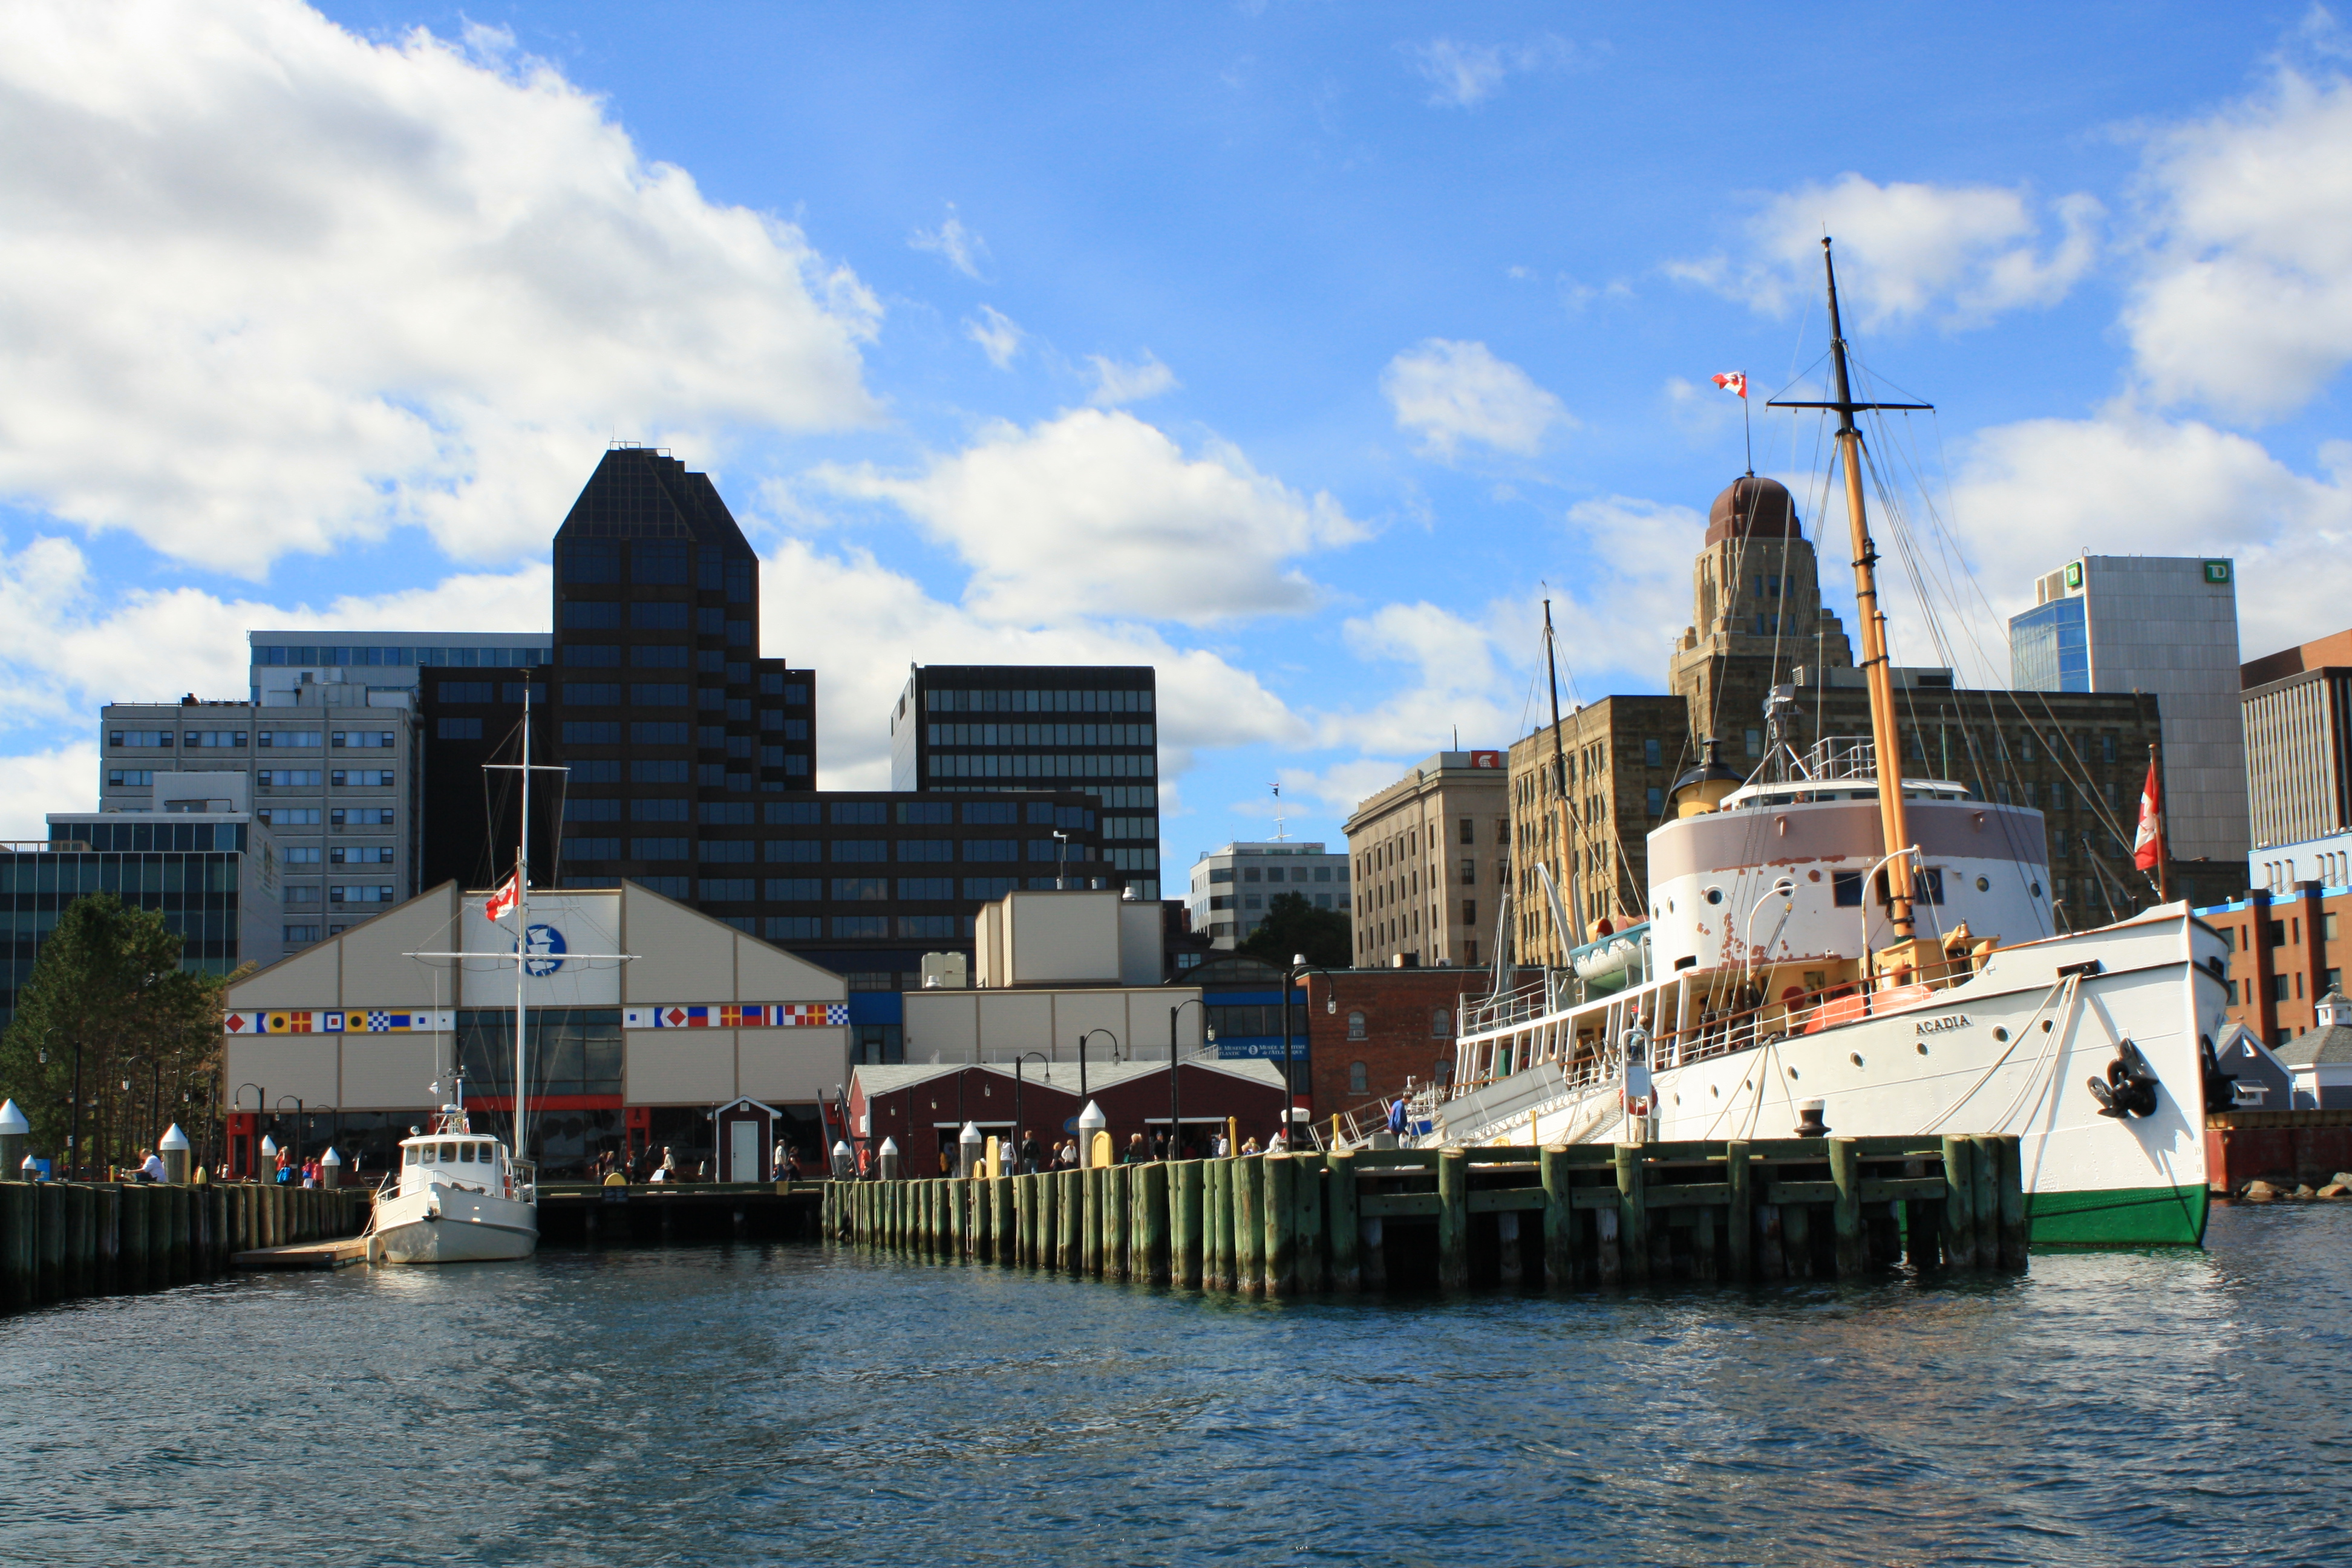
[1019,1130,1042,1174]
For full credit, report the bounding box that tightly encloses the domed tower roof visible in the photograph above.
[1705,475,1803,546]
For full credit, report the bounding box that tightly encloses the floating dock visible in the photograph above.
[824,1135,2030,1291]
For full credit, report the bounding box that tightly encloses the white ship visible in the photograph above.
[1434,241,2232,1247]
[370,1099,539,1264]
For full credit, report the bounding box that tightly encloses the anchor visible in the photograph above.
[2086,1039,2161,1119]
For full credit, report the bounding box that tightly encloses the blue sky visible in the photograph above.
[4,1,2350,870]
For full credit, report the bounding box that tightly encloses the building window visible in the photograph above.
[696,878,756,901]
[832,915,890,939]
[2273,975,2292,1003]
[630,838,690,860]
[1348,1061,1368,1096]
[1460,900,1476,927]
[832,877,889,901]
[1431,1008,1451,1037]
[1745,727,1763,757]
[1644,737,1662,767]
[1346,1010,1367,1040]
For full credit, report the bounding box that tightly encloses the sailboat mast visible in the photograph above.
[1542,601,1587,953]
[514,688,532,1163]
[1821,239,1915,943]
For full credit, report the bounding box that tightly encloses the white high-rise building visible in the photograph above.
[2009,556,2248,863]
[1185,840,1351,949]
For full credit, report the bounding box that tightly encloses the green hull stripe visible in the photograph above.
[2027,1182,2209,1248]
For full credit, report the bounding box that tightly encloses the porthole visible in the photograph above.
[2030,881,2043,899]
[2040,1019,2053,1033]
[1915,1042,1929,1055]
[1992,1027,2009,1043]
[1850,1051,1864,1067]
[1673,1094,1682,1105]
[1704,886,1724,906]
[1976,875,1990,892]
[1787,1067,1800,1080]
[1710,1083,1719,1097]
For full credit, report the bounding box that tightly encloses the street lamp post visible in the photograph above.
[1010,1050,1050,1171]
[276,1096,305,1167]
[1074,1028,1119,1111]
[1168,998,1214,1158]
[1281,953,1311,1147]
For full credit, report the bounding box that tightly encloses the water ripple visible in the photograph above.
[0,1208,2347,1564]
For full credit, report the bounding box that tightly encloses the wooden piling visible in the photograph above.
[0,1182,30,1310]
[1613,1144,1648,1286]
[1939,1135,1977,1269]
[1724,1142,1754,1284]
[1969,1135,2002,1269]
[1100,1166,1125,1282]
[1233,1154,1262,1295]
[64,1184,94,1295]
[35,1181,64,1301]
[120,1184,151,1292]
[1994,1135,2029,1270]
[1539,1148,1572,1290]
[1138,1162,1169,1285]
[1205,1157,1230,1292]
[1262,1154,1296,1296]
[1829,1138,1865,1278]
[1326,1150,1360,1292]
[1292,1153,1325,1294]
[1437,1148,1468,1292]
[1173,1160,1203,1289]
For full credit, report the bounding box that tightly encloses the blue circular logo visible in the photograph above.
[519,923,567,976]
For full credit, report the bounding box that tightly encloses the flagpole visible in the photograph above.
[1742,388,1753,475]
[514,687,532,1171]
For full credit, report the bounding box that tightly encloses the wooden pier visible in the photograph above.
[823,1135,2030,1291]
[0,1180,374,1312]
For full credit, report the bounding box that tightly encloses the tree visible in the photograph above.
[1237,892,1351,971]
[0,893,227,1173]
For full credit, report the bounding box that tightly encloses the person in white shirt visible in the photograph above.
[139,1148,166,1183]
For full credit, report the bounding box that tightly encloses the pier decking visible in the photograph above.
[825,1135,2030,1290]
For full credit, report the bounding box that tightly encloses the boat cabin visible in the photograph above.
[397,1109,521,1199]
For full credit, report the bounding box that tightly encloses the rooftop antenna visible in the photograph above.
[1269,780,1287,842]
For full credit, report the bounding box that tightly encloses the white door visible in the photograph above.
[728,1119,760,1183]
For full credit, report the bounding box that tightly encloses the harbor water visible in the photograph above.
[1,1203,2345,1566]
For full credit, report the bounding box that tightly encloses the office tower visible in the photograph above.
[1345,751,1511,970]
[2,812,283,1025]
[890,664,1161,899]
[1185,840,1351,950]
[104,630,547,953]
[414,446,1110,1061]
[2010,555,2249,864]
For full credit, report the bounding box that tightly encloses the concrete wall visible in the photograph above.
[902,985,1205,1065]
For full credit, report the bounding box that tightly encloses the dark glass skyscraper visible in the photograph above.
[419,446,1112,1056]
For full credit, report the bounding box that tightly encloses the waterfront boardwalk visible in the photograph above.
[826,1136,2030,1290]
[0,1181,372,1312]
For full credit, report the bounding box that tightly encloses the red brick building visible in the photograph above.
[2200,882,2347,1048]
[1297,969,1540,1124]
[846,1056,1287,1169]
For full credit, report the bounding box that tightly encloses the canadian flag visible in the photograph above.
[1712,370,1747,399]
[485,869,521,924]
[2132,757,2165,872]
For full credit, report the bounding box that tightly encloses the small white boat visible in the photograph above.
[369,1105,538,1264]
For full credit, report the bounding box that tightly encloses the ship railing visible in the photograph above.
[1798,736,1878,783]
[1459,978,1552,1037]
[1654,962,1968,1070]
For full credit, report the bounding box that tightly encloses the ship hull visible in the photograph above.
[369,1181,538,1264]
[1449,909,2225,1248]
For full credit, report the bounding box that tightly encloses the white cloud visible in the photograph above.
[1086,351,1179,406]
[812,408,1364,626]
[1944,411,2352,660]
[910,203,988,279]
[2125,68,2352,420]
[0,0,880,577]
[964,305,1025,369]
[1318,600,1519,756]
[1669,174,2100,329]
[1402,36,1575,108]
[753,537,1304,789]
[0,534,546,736]
[1381,339,1570,459]
[0,745,100,838]
[1275,759,1417,822]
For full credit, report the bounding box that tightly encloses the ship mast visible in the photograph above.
[1769,238,1932,945]
[512,687,534,1164]
[1542,600,1587,953]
